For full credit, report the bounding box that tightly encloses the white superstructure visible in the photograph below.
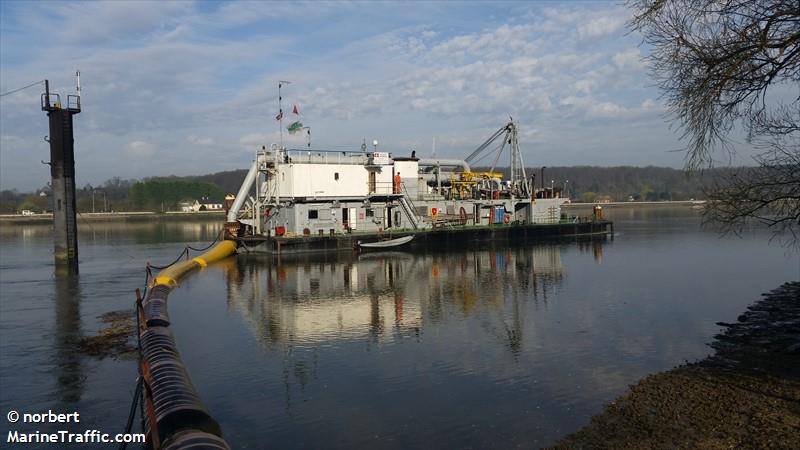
[227,122,568,238]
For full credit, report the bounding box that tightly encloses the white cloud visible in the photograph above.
[574,79,596,95]
[613,48,644,70]
[578,14,628,40]
[126,141,157,158]
[239,131,307,151]
[421,30,438,39]
[37,1,193,44]
[0,1,709,190]
[187,135,214,146]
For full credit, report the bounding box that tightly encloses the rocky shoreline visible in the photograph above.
[550,282,800,449]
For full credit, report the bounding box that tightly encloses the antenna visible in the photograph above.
[75,70,81,94]
[432,137,436,157]
[277,80,291,149]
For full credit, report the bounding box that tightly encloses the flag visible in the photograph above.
[275,110,283,121]
[287,121,303,134]
[292,104,299,115]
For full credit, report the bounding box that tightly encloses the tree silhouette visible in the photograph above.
[629,0,800,243]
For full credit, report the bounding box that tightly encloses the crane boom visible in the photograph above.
[464,123,511,164]
[462,120,530,197]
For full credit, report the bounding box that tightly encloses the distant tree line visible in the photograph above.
[1,166,735,214]
[479,165,718,202]
[0,177,224,214]
[129,180,225,212]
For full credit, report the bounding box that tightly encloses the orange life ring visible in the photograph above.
[503,214,511,224]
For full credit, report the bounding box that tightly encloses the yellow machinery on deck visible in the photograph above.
[449,171,504,200]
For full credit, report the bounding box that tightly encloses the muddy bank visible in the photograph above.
[550,282,800,450]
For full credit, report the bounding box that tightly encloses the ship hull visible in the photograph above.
[236,220,613,255]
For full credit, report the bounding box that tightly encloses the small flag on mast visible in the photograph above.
[275,110,283,121]
[292,105,299,115]
[287,121,303,134]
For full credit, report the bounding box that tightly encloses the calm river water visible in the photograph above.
[1,208,798,449]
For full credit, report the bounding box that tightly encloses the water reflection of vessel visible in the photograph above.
[221,245,568,348]
[225,121,611,253]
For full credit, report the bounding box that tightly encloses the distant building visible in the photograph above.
[596,195,613,204]
[194,197,223,212]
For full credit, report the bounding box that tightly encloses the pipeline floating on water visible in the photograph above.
[137,240,236,450]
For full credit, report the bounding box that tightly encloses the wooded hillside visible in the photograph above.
[0,166,727,213]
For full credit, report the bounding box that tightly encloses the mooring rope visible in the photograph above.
[128,228,229,448]
[117,376,143,450]
[186,229,223,252]
[147,229,224,270]
[147,248,190,271]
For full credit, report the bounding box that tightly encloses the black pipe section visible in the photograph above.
[142,286,171,327]
[162,430,231,450]
[140,288,230,449]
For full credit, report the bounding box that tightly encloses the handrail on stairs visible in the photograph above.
[399,183,420,229]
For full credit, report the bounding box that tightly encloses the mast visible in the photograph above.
[509,121,529,196]
[278,80,291,149]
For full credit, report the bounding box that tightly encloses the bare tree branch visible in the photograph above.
[629,0,800,245]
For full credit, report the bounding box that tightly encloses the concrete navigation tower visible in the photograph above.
[41,76,81,268]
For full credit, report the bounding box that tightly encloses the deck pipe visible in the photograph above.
[227,158,260,223]
[418,158,470,173]
[139,240,236,449]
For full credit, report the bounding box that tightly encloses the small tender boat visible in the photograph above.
[358,235,414,249]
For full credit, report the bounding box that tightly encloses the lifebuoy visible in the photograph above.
[503,213,511,224]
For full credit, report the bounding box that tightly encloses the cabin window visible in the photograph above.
[308,210,319,219]
[366,209,374,217]
[334,172,339,181]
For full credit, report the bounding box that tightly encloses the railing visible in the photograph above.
[401,182,419,212]
[283,149,369,165]
[397,183,421,229]
[368,181,397,195]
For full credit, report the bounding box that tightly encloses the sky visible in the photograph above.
[0,0,758,192]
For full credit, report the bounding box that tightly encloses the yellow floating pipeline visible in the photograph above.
[152,240,237,288]
[139,238,237,449]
